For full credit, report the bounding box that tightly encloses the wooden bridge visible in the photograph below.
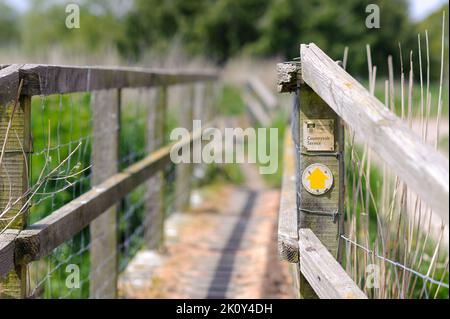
[0,43,448,299]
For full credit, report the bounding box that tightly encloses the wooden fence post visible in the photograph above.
[203,82,215,124]
[175,85,194,212]
[0,94,31,298]
[144,86,167,249]
[90,89,120,299]
[298,72,344,298]
[278,59,345,299]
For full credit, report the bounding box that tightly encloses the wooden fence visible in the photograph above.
[243,77,278,127]
[277,43,449,299]
[0,64,218,298]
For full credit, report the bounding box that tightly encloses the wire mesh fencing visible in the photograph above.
[8,82,218,299]
[340,42,449,299]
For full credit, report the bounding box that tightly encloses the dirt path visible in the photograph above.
[119,163,294,299]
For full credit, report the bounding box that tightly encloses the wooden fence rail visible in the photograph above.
[0,64,217,105]
[0,124,212,277]
[277,42,448,299]
[278,128,366,299]
[0,64,218,298]
[300,43,449,224]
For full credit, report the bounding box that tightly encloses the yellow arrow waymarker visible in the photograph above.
[307,167,329,189]
[302,163,334,195]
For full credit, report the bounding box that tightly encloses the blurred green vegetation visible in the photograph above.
[1,0,447,298]
[0,0,448,81]
[25,86,250,298]
[28,93,91,299]
[0,1,19,45]
[345,144,449,298]
[217,85,246,115]
[254,111,287,187]
[370,80,449,117]
[439,135,449,155]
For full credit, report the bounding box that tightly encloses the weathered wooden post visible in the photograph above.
[203,82,214,124]
[277,45,345,298]
[144,86,167,249]
[90,89,120,298]
[175,85,194,212]
[0,83,31,298]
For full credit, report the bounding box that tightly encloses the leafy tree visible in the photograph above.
[118,0,416,77]
[192,0,270,62]
[248,0,414,77]
[117,0,210,60]
[0,0,19,45]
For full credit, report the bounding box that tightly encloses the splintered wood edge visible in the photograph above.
[0,64,218,105]
[276,62,301,93]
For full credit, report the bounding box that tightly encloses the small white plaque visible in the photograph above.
[303,119,334,151]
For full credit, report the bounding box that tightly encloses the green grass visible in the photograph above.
[371,80,449,118]
[217,84,246,116]
[29,93,92,223]
[255,111,287,188]
[439,135,449,155]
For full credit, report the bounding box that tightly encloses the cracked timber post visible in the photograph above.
[277,46,345,299]
[0,89,31,298]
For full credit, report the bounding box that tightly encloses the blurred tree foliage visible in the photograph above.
[0,0,447,79]
[0,0,19,45]
[118,0,416,76]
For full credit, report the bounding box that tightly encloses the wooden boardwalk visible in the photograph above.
[118,164,294,299]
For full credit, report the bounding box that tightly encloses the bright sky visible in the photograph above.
[4,0,448,21]
[408,0,447,21]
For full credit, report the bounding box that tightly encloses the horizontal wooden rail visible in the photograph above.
[247,77,277,110]
[299,229,367,299]
[0,64,218,104]
[278,128,299,263]
[300,43,449,224]
[244,76,278,127]
[0,123,214,278]
[242,90,271,127]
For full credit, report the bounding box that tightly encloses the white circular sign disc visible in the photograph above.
[302,163,334,195]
